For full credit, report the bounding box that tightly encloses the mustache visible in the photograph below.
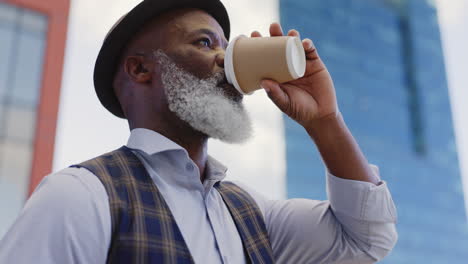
[211,71,228,86]
[153,49,241,101]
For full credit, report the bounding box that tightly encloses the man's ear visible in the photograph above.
[124,56,153,83]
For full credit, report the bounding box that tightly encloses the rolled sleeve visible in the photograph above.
[326,164,398,261]
[327,165,397,222]
[238,164,398,263]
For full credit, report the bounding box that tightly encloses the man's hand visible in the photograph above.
[252,23,338,129]
[253,23,380,185]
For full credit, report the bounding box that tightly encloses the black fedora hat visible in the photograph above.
[94,0,231,118]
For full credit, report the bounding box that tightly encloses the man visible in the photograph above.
[0,0,397,263]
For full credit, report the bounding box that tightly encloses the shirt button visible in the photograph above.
[185,163,195,172]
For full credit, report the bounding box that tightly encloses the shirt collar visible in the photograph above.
[127,128,184,155]
[206,156,228,181]
[126,128,228,180]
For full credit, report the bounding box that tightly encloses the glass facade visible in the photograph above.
[0,2,47,237]
[281,0,468,263]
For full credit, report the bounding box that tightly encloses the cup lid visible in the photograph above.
[286,37,306,79]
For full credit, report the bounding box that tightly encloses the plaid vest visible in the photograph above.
[72,146,275,264]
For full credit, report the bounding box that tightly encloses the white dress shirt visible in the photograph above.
[0,128,397,263]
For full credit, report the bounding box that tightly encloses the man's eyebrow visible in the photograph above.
[190,28,228,48]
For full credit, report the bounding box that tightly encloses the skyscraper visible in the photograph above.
[281,0,468,262]
[0,0,69,237]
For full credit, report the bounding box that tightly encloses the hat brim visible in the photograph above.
[94,0,231,118]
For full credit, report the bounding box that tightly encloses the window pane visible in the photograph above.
[21,9,47,33]
[0,104,4,125]
[0,140,33,236]
[0,140,33,202]
[0,3,18,24]
[0,177,26,237]
[10,29,47,106]
[4,105,37,143]
[0,22,16,100]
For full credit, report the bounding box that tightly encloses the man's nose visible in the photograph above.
[216,52,225,68]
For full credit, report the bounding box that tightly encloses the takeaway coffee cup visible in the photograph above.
[225,35,306,95]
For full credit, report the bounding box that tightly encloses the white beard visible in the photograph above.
[154,50,253,144]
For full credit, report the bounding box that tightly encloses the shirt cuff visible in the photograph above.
[326,164,397,223]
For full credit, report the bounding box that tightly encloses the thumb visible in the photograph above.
[261,79,290,112]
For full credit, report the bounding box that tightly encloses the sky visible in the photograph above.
[53,0,468,206]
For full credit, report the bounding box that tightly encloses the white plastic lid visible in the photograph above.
[286,37,306,79]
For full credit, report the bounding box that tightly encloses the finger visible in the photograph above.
[302,38,320,60]
[269,23,284,37]
[261,79,290,112]
[251,31,262,38]
[287,29,300,39]
[302,38,316,52]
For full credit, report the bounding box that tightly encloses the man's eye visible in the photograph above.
[197,38,212,47]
